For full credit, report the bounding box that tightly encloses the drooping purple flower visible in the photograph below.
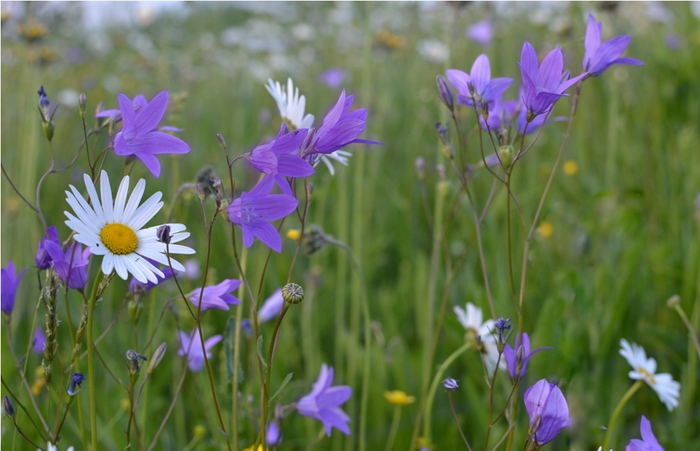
[503,332,552,380]
[247,124,312,195]
[112,91,190,178]
[519,42,588,119]
[31,328,46,354]
[177,328,223,372]
[187,279,242,311]
[626,415,664,451]
[467,20,493,46]
[228,176,298,253]
[67,372,85,396]
[267,420,282,446]
[318,68,347,89]
[44,241,90,290]
[36,226,60,269]
[301,90,382,159]
[524,379,570,445]
[258,288,284,323]
[583,14,643,77]
[297,363,352,436]
[2,262,27,315]
[446,54,512,108]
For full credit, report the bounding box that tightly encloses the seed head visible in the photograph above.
[282,283,304,304]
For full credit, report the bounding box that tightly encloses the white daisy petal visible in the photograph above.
[84,173,105,219]
[101,171,114,223]
[122,178,146,222]
[112,175,130,223]
[128,193,163,230]
[101,253,115,275]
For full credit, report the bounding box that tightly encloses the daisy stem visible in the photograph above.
[601,380,644,451]
[384,405,402,451]
[86,269,104,451]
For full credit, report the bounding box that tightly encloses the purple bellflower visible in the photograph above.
[31,328,46,354]
[258,288,284,323]
[467,20,493,46]
[96,93,184,133]
[583,14,644,77]
[446,54,512,108]
[247,124,313,195]
[297,363,352,436]
[503,332,552,380]
[2,262,27,315]
[519,42,587,120]
[112,91,190,178]
[44,241,90,290]
[228,176,298,253]
[301,90,382,161]
[178,328,222,372]
[524,379,570,445]
[187,279,242,311]
[36,226,60,269]
[319,68,348,89]
[626,415,664,451]
[267,420,282,446]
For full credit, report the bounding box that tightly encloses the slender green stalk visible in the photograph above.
[232,246,248,451]
[669,297,700,359]
[86,270,104,451]
[384,405,402,451]
[601,380,644,451]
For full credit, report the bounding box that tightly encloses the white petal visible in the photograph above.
[113,175,131,223]
[100,171,114,223]
[122,178,146,223]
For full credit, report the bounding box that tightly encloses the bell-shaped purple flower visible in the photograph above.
[44,241,90,290]
[258,288,284,323]
[2,262,27,315]
[36,226,60,269]
[297,363,352,436]
[228,176,298,253]
[524,379,570,445]
[583,14,643,77]
[626,415,664,451]
[248,124,312,195]
[519,42,587,119]
[504,332,552,380]
[112,91,190,178]
[446,54,512,107]
[31,328,46,354]
[177,328,222,372]
[187,279,242,311]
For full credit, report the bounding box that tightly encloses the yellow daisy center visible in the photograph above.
[637,366,657,385]
[100,223,138,255]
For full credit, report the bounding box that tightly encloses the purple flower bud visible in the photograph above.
[3,395,14,418]
[524,379,570,445]
[443,378,459,390]
[67,372,85,396]
[157,225,171,244]
[436,75,454,111]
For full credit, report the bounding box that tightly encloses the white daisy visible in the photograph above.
[453,302,504,373]
[264,77,315,130]
[619,339,681,411]
[64,171,195,284]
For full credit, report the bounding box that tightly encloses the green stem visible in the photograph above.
[670,301,700,359]
[601,380,644,451]
[86,270,104,451]
[422,342,471,446]
[232,246,248,451]
[384,405,402,451]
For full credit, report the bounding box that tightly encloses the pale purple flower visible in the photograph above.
[267,420,282,446]
[443,378,458,390]
[2,262,27,315]
[626,415,664,451]
[248,124,313,195]
[446,54,512,108]
[67,372,85,396]
[177,328,222,372]
[112,91,190,178]
[31,328,46,354]
[44,241,90,290]
[524,379,570,445]
[258,288,284,323]
[467,20,493,46]
[503,332,552,379]
[519,42,587,118]
[96,93,184,133]
[301,90,382,159]
[228,176,298,253]
[297,363,352,436]
[187,279,242,311]
[36,226,60,269]
[583,14,643,77]
[319,68,347,89]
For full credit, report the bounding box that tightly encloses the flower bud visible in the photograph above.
[42,120,55,142]
[415,156,425,181]
[157,225,171,244]
[443,378,458,390]
[666,294,680,308]
[282,283,304,304]
[67,372,85,396]
[216,133,227,150]
[78,93,87,118]
[147,342,167,374]
[3,395,14,418]
[436,75,453,112]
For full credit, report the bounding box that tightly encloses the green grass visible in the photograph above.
[2,2,699,450]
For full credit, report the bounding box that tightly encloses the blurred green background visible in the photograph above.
[2,2,699,450]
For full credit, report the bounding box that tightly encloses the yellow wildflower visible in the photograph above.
[193,425,206,438]
[536,221,554,239]
[286,229,301,241]
[384,390,416,406]
[563,160,578,176]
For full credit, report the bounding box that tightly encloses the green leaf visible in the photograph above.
[268,372,293,408]
[257,335,267,371]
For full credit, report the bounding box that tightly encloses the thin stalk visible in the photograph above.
[384,405,402,451]
[232,246,248,451]
[601,380,644,451]
[447,390,472,451]
[86,270,104,451]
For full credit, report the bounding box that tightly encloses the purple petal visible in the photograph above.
[537,47,564,91]
[133,91,168,135]
[483,77,513,102]
[118,94,135,129]
[251,150,278,175]
[135,152,162,178]
[446,69,471,96]
[248,221,283,252]
[584,14,602,68]
[131,132,191,155]
[470,54,491,94]
[520,42,539,80]
[276,154,315,177]
[321,90,347,128]
[317,385,352,407]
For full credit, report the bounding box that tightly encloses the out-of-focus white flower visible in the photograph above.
[417,39,449,64]
[619,339,681,411]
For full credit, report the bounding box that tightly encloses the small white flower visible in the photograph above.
[319,150,352,176]
[619,339,681,411]
[453,302,504,373]
[264,77,314,129]
[64,171,195,284]
[44,442,74,451]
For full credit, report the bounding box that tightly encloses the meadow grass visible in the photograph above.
[2,2,699,450]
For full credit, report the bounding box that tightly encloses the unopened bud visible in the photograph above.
[306,182,314,197]
[302,225,327,255]
[78,93,87,118]
[443,378,458,390]
[42,120,55,142]
[157,225,171,244]
[67,372,85,396]
[515,344,526,379]
[282,283,304,304]
[415,157,425,181]
[216,133,227,150]
[436,122,449,146]
[3,395,14,418]
[666,295,681,308]
[436,75,453,112]
[147,342,167,374]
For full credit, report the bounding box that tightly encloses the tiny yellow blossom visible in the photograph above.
[563,160,578,176]
[536,220,554,239]
[193,425,206,438]
[384,390,416,406]
[286,229,301,241]
[243,446,263,451]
